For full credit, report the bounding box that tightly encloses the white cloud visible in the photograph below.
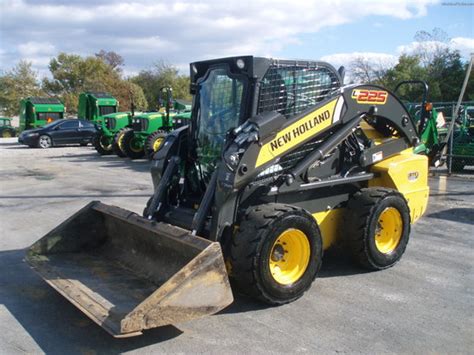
[321,52,398,70]
[397,37,474,58]
[0,0,440,76]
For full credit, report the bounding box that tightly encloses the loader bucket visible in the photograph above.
[25,201,233,337]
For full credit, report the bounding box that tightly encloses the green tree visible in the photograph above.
[0,61,43,116]
[43,52,147,114]
[132,61,191,110]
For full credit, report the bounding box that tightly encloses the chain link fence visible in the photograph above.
[434,102,474,174]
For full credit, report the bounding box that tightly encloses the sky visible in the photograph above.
[0,0,473,78]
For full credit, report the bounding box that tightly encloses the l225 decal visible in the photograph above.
[351,89,388,104]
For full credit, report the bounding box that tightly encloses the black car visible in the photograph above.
[18,119,97,148]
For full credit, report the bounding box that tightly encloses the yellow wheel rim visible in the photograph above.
[375,207,403,254]
[118,133,125,149]
[269,228,310,285]
[153,137,164,152]
[3,131,12,138]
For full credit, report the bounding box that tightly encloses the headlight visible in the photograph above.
[27,132,39,137]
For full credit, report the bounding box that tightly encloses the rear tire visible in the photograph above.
[112,128,131,157]
[92,132,112,155]
[122,130,145,159]
[38,135,52,148]
[1,129,15,138]
[145,130,167,159]
[346,188,410,270]
[229,203,322,305]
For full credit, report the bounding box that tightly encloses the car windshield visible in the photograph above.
[195,68,245,179]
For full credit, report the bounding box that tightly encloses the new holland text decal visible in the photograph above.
[255,97,342,168]
[351,89,388,104]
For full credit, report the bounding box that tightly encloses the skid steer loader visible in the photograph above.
[26,56,429,337]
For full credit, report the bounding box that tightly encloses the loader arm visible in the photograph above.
[230,84,419,188]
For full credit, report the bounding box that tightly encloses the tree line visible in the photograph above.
[0,50,191,116]
[349,29,473,102]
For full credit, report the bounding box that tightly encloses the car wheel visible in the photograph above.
[38,135,52,148]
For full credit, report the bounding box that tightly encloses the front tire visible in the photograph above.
[38,135,52,148]
[112,128,131,157]
[229,203,322,305]
[122,130,145,159]
[145,130,167,159]
[347,188,410,270]
[92,132,112,155]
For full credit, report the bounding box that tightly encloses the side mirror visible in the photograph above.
[54,126,61,130]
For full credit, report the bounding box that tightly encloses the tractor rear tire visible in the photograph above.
[145,130,167,159]
[1,128,15,138]
[92,132,112,155]
[112,128,131,157]
[229,203,322,305]
[346,188,410,270]
[122,130,145,159]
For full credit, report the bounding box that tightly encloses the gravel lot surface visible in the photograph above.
[0,138,473,354]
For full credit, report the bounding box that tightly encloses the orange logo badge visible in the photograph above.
[352,89,388,105]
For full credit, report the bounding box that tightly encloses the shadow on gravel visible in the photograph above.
[221,249,366,315]
[49,150,151,173]
[0,249,183,354]
[427,207,474,225]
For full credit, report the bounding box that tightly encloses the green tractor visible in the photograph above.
[77,91,132,156]
[92,110,138,156]
[448,105,474,171]
[19,97,65,130]
[120,88,191,159]
[394,81,447,167]
[0,117,17,138]
[121,110,191,159]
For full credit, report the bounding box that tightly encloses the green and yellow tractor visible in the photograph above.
[448,105,474,171]
[0,117,17,138]
[19,97,65,130]
[77,92,129,155]
[119,89,191,159]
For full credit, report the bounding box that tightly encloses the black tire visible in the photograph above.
[38,134,52,148]
[347,188,410,270]
[229,203,323,305]
[144,130,167,159]
[1,128,15,138]
[92,132,112,155]
[122,130,145,159]
[112,128,132,157]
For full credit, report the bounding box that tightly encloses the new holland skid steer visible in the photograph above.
[26,56,429,337]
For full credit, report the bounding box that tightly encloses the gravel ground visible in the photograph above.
[0,137,473,354]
